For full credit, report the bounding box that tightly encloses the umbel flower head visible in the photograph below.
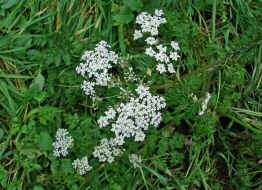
[93,138,123,163]
[134,9,180,75]
[75,41,118,96]
[135,9,167,37]
[97,85,166,146]
[53,128,74,157]
[72,156,92,175]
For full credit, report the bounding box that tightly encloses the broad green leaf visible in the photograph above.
[51,159,59,174]
[61,159,73,174]
[38,131,53,151]
[113,6,134,24]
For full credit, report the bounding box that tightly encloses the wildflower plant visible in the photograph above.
[51,7,222,187]
[2,1,261,189]
[53,9,172,176]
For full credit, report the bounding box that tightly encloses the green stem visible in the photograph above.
[212,0,216,41]
[140,167,149,190]
[226,114,261,134]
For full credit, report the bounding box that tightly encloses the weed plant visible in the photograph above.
[0,0,262,190]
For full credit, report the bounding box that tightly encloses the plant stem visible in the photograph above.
[212,0,216,41]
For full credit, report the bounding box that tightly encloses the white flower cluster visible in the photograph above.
[148,42,180,74]
[72,156,92,175]
[93,138,123,163]
[97,85,166,146]
[124,67,138,82]
[53,128,74,157]
[133,9,180,74]
[145,37,158,45]
[75,41,118,96]
[199,93,211,115]
[68,9,177,172]
[134,9,167,38]
[129,154,142,168]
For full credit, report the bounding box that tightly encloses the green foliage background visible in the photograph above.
[0,0,262,189]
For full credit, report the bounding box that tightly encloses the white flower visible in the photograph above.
[134,130,146,142]
[155,9,164,16]
[97,107,117,128]
[155,52,170,63]
[145,46,156,57]
[169,51,180,61]
[150,112,162,127]
[134,10,181,76]
[171,41,180,51]
[93,138,123,163]
[105,108,116,120]
[81,80,95,96]
[97,85,166,145]
[53,128,73,157]
[199,93,211,115]
[72,156,92,175]
[144,43,180,74]
[97,116,109,128]
[167,63,176,73]
[136,85,150,97]
[133,30,143,40]
[124,67,138,82]
[156,64,166,74]
[145,37,157,45]
[76,41,118,97]
[136,10,167,36]
[156,44,167,53]
[129,154,142,168]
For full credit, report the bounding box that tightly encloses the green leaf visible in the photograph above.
[113,6,134,24]
[118,25,126,55]
[124,0,143,11]
[0,80,17,116]
[1,0,19,9]
[61,159,73,174]
[51,159,59,174]
[38,131,52,151]
[0,166,8,187]
[0,74,33,79]
[170,133,185,149]
[33,185,45,190]
[0,128,3,141]
[0,9,5,16]
[140,163,168,185]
